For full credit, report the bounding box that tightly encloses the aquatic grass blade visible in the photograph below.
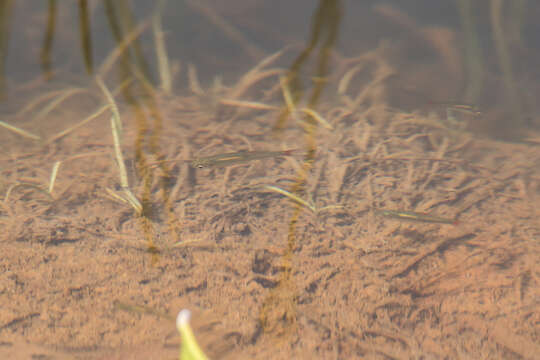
[176,309,209,360]
[48,161,61,194]
[264,185,316,212]
[0,120,41,140]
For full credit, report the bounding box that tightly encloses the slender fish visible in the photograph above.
[428,102,482,116]
[191,149,297,169]
[375,209,458,225]
[427,102,482,131]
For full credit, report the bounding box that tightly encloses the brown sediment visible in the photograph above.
[0,40,539,360]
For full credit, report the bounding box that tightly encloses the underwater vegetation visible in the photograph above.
[0,1,539,359]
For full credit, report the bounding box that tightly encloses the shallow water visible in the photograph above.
[1,1,539,359]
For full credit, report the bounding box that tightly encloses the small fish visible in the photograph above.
[375,209,458,225]
[428,101,482,131]
[428,101,482,116]
[113,300,174,321]
[191,149,297,169]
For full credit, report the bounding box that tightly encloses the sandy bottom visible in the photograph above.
[1,64,539,360]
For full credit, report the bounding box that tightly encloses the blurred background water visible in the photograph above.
[1,0,539,140]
